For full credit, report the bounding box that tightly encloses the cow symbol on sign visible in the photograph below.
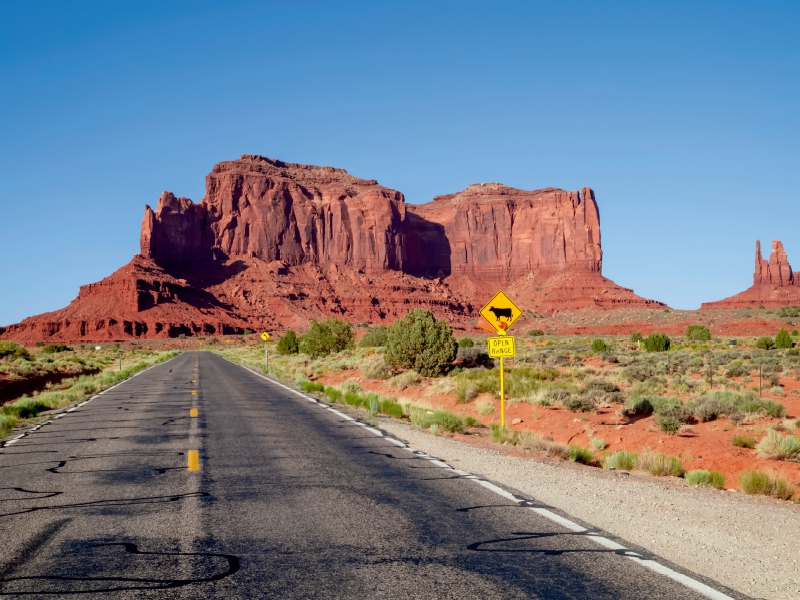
[488,306,513,322]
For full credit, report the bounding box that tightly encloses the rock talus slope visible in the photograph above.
[701,239,800,309]
[1,155,662,341]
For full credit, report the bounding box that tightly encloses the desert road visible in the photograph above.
[0,352,747,599]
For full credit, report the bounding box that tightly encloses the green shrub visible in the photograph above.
[755,336,775,350]
[656,414,681,435]
[528,329,545,337]
[298,319,355,358]
[793,330,799,336]
[298,380,324,393]
[563,395,596,412]
[637,451,685,477]
[776,328,792,349]
[644,333,671,352]
[569,445,596,465]
[388,370,422,391]
[629,332,644,344]
[686,325,711,341]
[739,470,795,500]
[732,435,756,449]
[476,399,494,415]
[689,390,786,421]
[685,469,725,489]
[359,326,388,348]
[755,429,800,461]
[590,437,606,451]
[384,309,457,377]
[2,397,55,419]
[463,416,479,428]
[380,400,403,419]
[41,343,71,353]
[0,414,18,438]
[0,341,32,361]
[364,362,392,380]
[457,337,475,348]
[277,331,300,355]
[604,450,639,470]
[324,387,343,403]
[410,407,464,433]
[622,396,654,417]
[591,339,609,353]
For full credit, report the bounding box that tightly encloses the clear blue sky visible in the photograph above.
[2,1,798,325]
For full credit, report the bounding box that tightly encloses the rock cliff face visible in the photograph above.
[1,155,663,342]
[701,239,800,309]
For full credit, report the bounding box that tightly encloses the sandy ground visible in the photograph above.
[377,417,800,600]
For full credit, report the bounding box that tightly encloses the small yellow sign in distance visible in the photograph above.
[191,390,197,396]
[488,336,516,358]
[479,290,523,334]
[190,408,198,418]
[261,332,270,341]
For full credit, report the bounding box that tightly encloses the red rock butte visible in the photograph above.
[1,155,664,342]
[701,239,800,309]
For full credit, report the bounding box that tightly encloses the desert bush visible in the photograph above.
[456,347,493,369]
[569,445,596,465]
[384,309,457,377]
[739,470,795,500]
[689,390,786,421]
[656,415,681,435]
[364,362,393,380]
[517,431,569,458]
[386,371,421,392]
[686,325,711,342]
[409,407,464,433]
[755,429,800,461]
[636,451,685,477]
[778,306,800,318]
[277,331,300,355]
[528,329,545,337]
[324,387,343,403]
[463,416,479,428]
[0,413,18,437]
[590,437,606,451]
[732,435,756,449]
[563,395,596,412]
[359,325,388,348]
[776,328,793,349]
[476,399,494,415]
[604,450,639,471]
[591,339,609,353]
[298,380,324,393]
[629,332,644,344]
[457,337,475,348]
[40,343,71,354]
[489,424,518,444]
[755,336,776,350]
[0,341,31,361]
[684,469,725,489]
[621,396,655,417]
[454,369,499,402]
[644,333,671,352]
[584,378,620,394]
[299,319,355,358]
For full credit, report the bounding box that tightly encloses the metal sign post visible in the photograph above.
[261,332,270,373]
[481,291,521,428]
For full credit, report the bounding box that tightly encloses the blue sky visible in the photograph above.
[1,1,798,324]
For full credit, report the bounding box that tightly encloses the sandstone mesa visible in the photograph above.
[1,155,664,342]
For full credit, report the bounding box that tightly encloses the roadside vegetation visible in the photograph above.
[1,344,178,440]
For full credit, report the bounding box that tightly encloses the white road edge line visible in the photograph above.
[229,356,736,600]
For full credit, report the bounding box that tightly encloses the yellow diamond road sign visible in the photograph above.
[261,332,270,341]
[488,336,515,358]
[479,290,523,334]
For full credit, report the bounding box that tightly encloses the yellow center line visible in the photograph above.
[188,450,200,471]
[190,408,198,418]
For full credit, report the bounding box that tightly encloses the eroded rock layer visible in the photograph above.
[701,239,800,309]
[1,155,663,342]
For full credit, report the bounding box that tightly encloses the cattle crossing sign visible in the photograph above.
[479,290,522,334]
[479,290,523,428]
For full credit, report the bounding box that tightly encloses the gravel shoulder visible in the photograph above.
[378,418,800,600]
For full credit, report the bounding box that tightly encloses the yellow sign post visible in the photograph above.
[480,291,522,427]
[261,332,270,373]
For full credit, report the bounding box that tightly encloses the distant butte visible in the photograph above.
[1,155,664,342]
[701,239,800,309]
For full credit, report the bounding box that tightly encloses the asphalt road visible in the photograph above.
[0,352,747,599]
